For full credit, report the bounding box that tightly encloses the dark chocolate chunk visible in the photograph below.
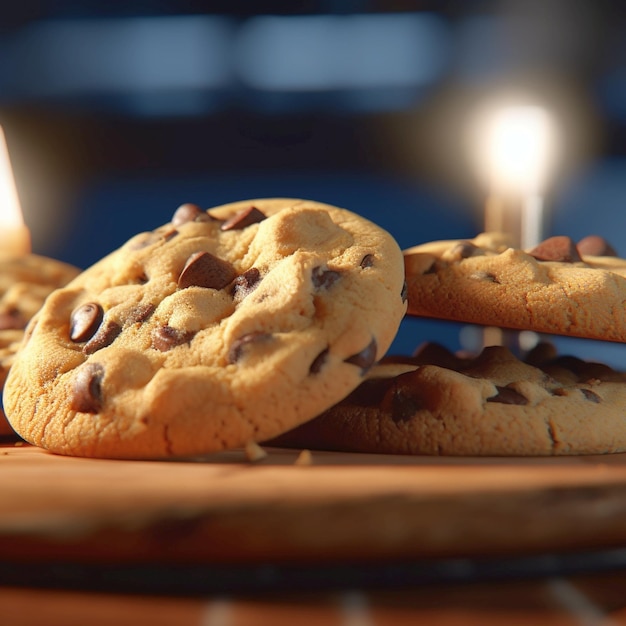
[360,254,375,268]
[312,266,341,290]
[309,347,329,375]
[151,325,195,351]
[577,235,617,257]
[231,268,261,299]
[171,203,204,226]
[423,261,438,275]
[390,387,422,423]
[487,386,528,405]
[71,362,105,413]
[220,206,266,231]
[344,338,377,374]
[127,303,156,325]
[451,241,479,260]
[401,280,408,303]
[581,388,601,403]
[528,236,581,263]
[83,321,122,355]
[0,310,25,330]
[228,332,272,363]
[70,303,104,343]
[178,251,236,290]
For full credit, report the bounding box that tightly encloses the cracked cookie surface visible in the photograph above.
[3,198,406,458]
[268,342,626,456]
[404,233,626,342]
[0,254,79,435]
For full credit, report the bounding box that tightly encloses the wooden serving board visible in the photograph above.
[3,442,626,566]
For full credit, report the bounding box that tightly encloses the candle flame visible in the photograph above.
[485,106,554,194]
[0,126,24,229]
[0,126,30,257]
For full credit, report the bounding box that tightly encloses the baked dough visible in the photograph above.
[269,342,626,456]
[3,198,406,458]
[404,233,626,342]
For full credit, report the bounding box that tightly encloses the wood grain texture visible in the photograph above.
[3,444,626,565]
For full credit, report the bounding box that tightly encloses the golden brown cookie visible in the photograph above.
[0,254,80,436]
[403,233,626,342]
[3,198,407,458]
[268,342,626,456]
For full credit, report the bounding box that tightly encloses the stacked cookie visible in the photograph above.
[5,202,624,458]
[0,254,79,436]
[273,233,626,456]
[3,199,407,458]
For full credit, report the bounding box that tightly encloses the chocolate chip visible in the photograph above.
[127,303,156,325]
[0,310,25,330]
[83,321,122,355]
[487,386,528,405]
[71,362,105,413]
[451,241,479,260]
[344,338,377,374]
[178,251,236,290]
[577,235,617,257]
[401,280,408,303]
[220,206,266,231]
[231,268,261,299]
[171,203,204,226]
[360,254,375,268]
[391,387,422,422]
[312,266,341,290]
[152,325,195,351]
[528,236,582,263]
[581,388,601,403]
[228,332,272,363]
[70,303,104,342]
[309,347,329,374]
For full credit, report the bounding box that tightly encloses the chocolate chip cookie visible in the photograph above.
[0,254,80,435]
[3,198,407,458]
[268,342,626,456]
[404,233,626,342]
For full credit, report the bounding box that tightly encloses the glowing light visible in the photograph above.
[485,105,554,194]
[0,127,30,257]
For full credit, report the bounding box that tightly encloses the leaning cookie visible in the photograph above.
[3,198,407,459]
[0,254,80,436]
[267,342,626,456]
[404,233,626,342]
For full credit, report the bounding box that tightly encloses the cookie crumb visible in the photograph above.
[294,449,313,466]
[245,441,268,462]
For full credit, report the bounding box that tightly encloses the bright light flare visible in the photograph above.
[0,126,30,257]
[485,105,554,194]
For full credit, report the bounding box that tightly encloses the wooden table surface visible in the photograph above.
[3,440,626,624]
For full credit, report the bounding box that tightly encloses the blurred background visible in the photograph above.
[1,0,625,361]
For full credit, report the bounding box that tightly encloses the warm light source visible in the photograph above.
[467,102,557,351]
[0,126,30,257]
[486,106,553,195]
[474,104,556,249]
